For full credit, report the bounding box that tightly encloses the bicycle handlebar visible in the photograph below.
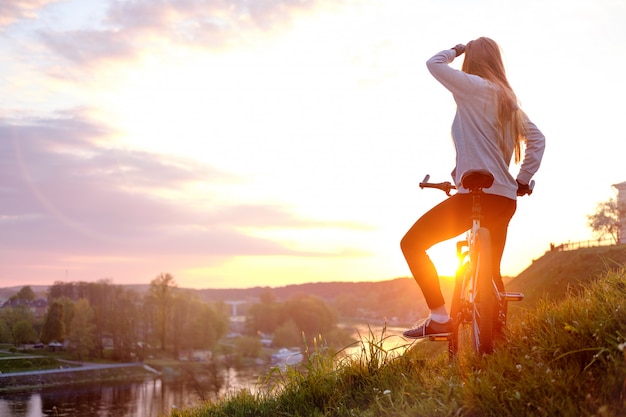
[419,175,535,197]
[419,175,456,196]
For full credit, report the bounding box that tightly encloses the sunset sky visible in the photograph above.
[2,0,625,289]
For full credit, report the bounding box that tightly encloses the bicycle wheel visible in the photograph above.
[471,228,496,355]
[448,262,467,358]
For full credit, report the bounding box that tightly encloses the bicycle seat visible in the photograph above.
[461,170,494,191]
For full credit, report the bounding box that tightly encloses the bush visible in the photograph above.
[235,336,262,358]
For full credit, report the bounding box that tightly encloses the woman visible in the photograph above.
[401,38,545,339]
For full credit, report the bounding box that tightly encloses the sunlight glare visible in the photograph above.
[426,239,459,278]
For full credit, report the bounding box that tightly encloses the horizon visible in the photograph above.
[2,0,625,289]
[0,275,416,293]
[0,262,533,294]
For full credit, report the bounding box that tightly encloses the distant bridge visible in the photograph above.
[223,300,247,317]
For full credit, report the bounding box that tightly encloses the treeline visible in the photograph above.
[201,278,445,324]
[0,281,363,361]
[244,291,353,348]
[251,278,451,324]
[0,274,229,361]
[0,276,443,362]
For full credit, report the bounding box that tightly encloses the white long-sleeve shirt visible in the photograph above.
[427,49,545,200]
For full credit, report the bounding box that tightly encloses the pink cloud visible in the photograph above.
[1,108,362,286]
[36,0,343,68]
[0,0,60,28]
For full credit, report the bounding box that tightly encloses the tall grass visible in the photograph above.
[171,270,626,417]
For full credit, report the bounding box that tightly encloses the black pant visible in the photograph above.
[400,193,516,309]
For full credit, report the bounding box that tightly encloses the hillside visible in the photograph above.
[171,248,626,417]
[507,243,626,308]
[196,278,437,302]
[196,243,626,320]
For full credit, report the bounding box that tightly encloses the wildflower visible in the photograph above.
[516,364,522,372]
[564,324,578,333]
[618,342,626,352]
[383,390,391,395]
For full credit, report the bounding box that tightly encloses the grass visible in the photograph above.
[170,269,626,417]
[507,243,626,309]
[0,356,77,373]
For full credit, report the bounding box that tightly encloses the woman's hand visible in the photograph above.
[452,44,465,57]
[516,180,532,196]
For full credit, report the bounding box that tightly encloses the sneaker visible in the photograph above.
[403,318,453,339]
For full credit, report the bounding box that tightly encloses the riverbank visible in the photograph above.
[0,362,159,393]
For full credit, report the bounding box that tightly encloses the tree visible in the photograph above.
[259,288,277,304]
[282,295,337,340]
[13,320,37,347]
[140,294,157,350]
[191,303,228,350]
[587,197,626,243]
[14,286,36,302]
[40,301,66,343]
[48,281,78,301]
[56,297,76,339]
[69,299,97,362]
[0,305,33,343]
[272,319,301,348]
[246,302,281,335]
[169,293,228,354]
[85,279,115,357]
[110,287,139,361]
[171,291,192,356]
[235,336,262,357]
[0,319,10,343]
[150,273,177,351]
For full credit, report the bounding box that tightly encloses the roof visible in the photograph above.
[0,298,48,309]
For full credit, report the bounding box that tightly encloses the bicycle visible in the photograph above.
[419,170,532,357]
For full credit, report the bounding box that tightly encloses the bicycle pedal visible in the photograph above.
[428,335,450,342]
[502,292,524,302]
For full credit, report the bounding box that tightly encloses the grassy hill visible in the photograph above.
[507,244,626,308]
[169,246,626,417]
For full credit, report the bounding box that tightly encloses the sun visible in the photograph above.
[426,239,462,279]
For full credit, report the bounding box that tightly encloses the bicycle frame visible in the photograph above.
[450,188,497,356]
[419,172,527,357]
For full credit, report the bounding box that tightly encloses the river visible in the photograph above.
[0,324,411,417]
[0,365,266,417]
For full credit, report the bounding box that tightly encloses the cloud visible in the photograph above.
[37,0,343,68]
[0,0,59,28]
[1,109,350,264]
[39,29,137,67]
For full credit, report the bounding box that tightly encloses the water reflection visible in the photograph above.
[0,366,267,417]
[0,325,407,416]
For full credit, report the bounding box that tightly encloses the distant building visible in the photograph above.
[612,181,626,244]
[0,298,49,318]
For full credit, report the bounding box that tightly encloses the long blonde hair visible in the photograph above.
[462,37,526,163]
